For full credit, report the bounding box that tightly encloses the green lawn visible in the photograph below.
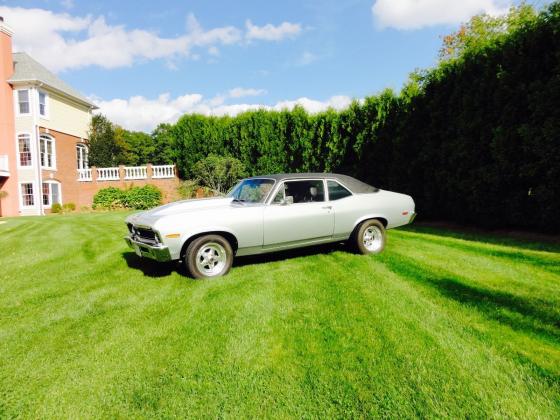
[1,212,559,418]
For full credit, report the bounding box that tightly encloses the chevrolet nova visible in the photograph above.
[125,173,416,278]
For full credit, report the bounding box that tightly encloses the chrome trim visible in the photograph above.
[124,236,171,262]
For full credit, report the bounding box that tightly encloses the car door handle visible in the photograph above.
[322,206,332,210]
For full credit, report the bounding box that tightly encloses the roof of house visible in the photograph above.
[7,52,97,109]
[248,173,379,193]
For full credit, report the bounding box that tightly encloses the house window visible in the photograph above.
[40,134,56,169]
[39,91,48,117]
[42,182,61,207]
[18,134,32,166]
[76,144,89,169]
[20,183,34,207]
[17,90,30,115]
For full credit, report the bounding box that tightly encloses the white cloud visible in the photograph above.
[245,20,302,41]
[94,92,353,132]
[228,87,267,98]
[371,0,510,30]
[0,6,300,72]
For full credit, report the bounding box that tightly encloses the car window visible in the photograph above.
[272,184,286,204]
[281,180,325,203]
[327,180,352,200]
[228,178,275,203]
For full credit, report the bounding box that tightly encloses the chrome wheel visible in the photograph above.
[195,242,227,276]
[363,226,383,252]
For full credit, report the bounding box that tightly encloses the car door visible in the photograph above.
[263,179,334,247]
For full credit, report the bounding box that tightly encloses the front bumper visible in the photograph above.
[124,236,172,262]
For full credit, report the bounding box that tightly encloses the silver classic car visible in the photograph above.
[125,173,416,278]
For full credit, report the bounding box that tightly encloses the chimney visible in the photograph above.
[0,16,19,217]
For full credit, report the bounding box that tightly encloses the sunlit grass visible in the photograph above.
[0,212,559,418]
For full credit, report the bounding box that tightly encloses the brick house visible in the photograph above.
[0,17,179,217]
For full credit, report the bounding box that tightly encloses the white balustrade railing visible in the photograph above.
[77,164,175,182]
[124,166,147,180]
[77,168,92,181]
[0,155,9,175]
[96,167,120,181]
[152,165,175,179]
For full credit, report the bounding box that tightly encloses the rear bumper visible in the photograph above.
[124,236,172,262]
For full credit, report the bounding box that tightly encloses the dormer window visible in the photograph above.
[17,90,30,115]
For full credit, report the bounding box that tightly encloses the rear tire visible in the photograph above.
[354,219,386,255]
[184,235,233,279]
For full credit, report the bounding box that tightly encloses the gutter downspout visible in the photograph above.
[32,85,44,215]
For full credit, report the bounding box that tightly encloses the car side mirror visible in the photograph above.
[281,196,294,205]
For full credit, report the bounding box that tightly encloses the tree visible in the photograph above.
[439,3,537,61]
[86,114,121,167]
[151,123,176,164]
[192,155,247,194]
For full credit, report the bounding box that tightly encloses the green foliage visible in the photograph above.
[192,154,247,194]
[87,114,121,167]
[50,203,63,214]
[177,180,213,199]
[93,185,162,210]
[93,187,126,210]
[122,185,162,210]
[157,2,559,233]
[62,203,76,212]
[439,3,537,61]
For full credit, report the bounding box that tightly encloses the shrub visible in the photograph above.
[51,203,63,214]
[93,185,162,210]
[122,185,162,210]
[93,187,126,210]
[177,180,214,199]
[62,203,76,212]
[192,155,246,194]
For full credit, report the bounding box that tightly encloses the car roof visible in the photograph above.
[247,173,378,194]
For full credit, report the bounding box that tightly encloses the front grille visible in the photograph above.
[136,227,157,241]
[130,225,159,244]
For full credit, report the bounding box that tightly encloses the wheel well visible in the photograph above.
[180,231,239,259]
[351,217,388,238]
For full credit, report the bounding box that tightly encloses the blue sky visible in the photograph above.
[0,0,551,131]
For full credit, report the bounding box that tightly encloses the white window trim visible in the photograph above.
[42,180,62,209]
[16,132,34,169]
[76,143,89,169]
[19,181,37,209]
[39,134,57,171]
[14,89,31,117]
[38,90,49,119]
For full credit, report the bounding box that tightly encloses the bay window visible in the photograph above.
[17,90,30,115]
[39,134,56,169]
[20,183,34,207]
[18,134,32,167]
[42,181,61,207]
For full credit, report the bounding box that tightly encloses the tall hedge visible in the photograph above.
[166,3,559,233]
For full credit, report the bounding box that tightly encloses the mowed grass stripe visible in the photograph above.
[0,213,559,418]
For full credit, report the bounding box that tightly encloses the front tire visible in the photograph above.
[185,235,233,279]
[354,219,386,255]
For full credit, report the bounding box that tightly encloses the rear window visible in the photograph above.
[327,180,352,201]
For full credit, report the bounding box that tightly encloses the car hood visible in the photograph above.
[127,197,234,226]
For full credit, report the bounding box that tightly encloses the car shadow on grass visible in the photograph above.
[122,252,183,278]
[122,242,350,278]
[233,242,348,268]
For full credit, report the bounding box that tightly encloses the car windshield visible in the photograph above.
[227,178,275,203]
